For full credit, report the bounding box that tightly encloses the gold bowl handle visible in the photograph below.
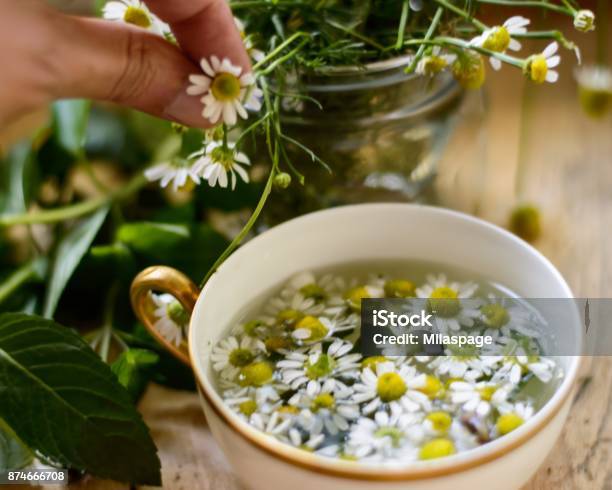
[130,266,200,366]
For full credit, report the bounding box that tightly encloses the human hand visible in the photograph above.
[0,0,250,128]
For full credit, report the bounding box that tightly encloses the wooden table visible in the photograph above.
[14,15,612,490]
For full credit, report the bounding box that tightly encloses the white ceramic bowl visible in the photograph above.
[131,204,581,490]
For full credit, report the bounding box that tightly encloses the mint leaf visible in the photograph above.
[52,100,91,157]
[0,313,161,484]
[43,206,109,318]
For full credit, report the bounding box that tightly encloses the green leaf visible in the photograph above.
[117,222,229,279]
[111,349,159,401]
[0,419,33,472]
[43,207,109,318]
[52,100,91,157]
[0,312,161,484]
[0,141,36,216]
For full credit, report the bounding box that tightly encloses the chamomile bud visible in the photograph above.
[273,172,292,190]
[573,9,595,33]
[509,204,541,242]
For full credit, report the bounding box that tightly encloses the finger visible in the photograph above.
[50,15,211,128]
[144,0,251,72]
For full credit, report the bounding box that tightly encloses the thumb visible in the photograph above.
[50,15,209,128]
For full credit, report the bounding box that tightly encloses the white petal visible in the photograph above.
[546,55,561,68]
[542,41,558,58]
[546,70,559,83]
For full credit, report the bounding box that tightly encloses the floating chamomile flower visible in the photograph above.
[144,158,202,191]
[187,56,262,125]
[103,0,169,36]
[288,428,325,451]
[470,16,529,70]
[495,401,534,435]
[292,314,358,344]
[416,274,480,332]
[277,339,361,390]
[192,141,250,190]
[524,42,560,84]
[223,385,282,423]
[289,379,360,435]
[250,409,295,440]
[493,355,556,385]
[416,47,456,76]
[149,293,188,347]
[352,361,430,416]
[479,297,541,340]
[449,381,509,417]
[346,411,423,462]
[211,335,266,380]
[428,355,502,383]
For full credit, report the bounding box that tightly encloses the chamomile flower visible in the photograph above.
[416,275,480,332]
[234,18,266,63]
[289,379,360,435]
[573,9,595,33]
[492,355,557,385]
[192,141,250,190]
[470,16,530,70]
[524,42,560,84]
[211,335,266,380]
[149,293,189,346]
[416,47,456,76]
[429,355,502,382]
[187,56,262,125]
[345,411,423,461]
[352,361,430,416]
[495,401,534,436]
[479,297,541,340]
[276,340,361,390]
[288,428,325,451]
[144,158,202,191]
[292,314,358,344]
[449,381,509,416]
[102,0,169,36]
[250,409,296,439]
[224,385,281,422]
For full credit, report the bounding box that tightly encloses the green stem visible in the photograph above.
[99,282,119,363]
[200,168,276,288]
[436,36,525,68]
[395,0,410,50]
[474,0,573,15]
[0,260,40,304]
[324,19,386,51]
[0,174,146,227]
[252,32,309,71]
[433,0,487,31]
[259,39,309,75]
[406,7,444,73]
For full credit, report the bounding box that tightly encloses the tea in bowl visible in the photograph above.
[130,204,581,490]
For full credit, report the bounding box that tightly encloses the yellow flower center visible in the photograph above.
[239,361,273,387]
[421,56,449,76]
[167,300,189,326]
[123,6,151,28]
[264,336,292,352]
[311,393,335,412]
[426,412,452,433]
[211,73,242,101]
[374,427,404,447]
[306,354,336,380]
[229,348,255,367]
[238,400,257,416]
[481,304,510,328]
[417,375,444,399]
[300,283,327,301]
[428,287,460,317]
[361,356,388,372]
[376,372,407,402]
[294,315,329,341]
[528,55,549,84]
[384,279,416,298]
[277,309,304,327]
[477,385,497,401]
[509,204,541,242]
[496,412,524,435]
[452,55,486,90]
[482,26,511,52]
[420,438,455,460]
[344,286,371,311]
[277,405,300,415]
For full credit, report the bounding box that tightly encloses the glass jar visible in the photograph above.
[251,56,464,225]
